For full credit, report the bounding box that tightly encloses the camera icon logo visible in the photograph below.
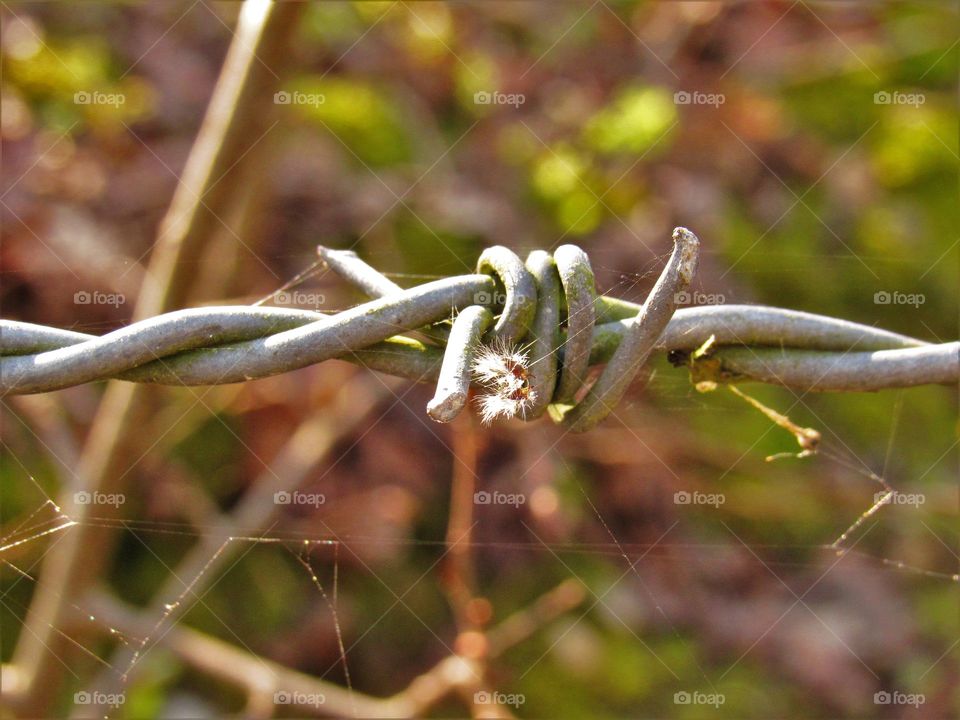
[74,691,91,704]
[673,290,691,305]
[474,91,491,105]
[74,491,92,505]
[673,91,691,105]
[474,690,492,704]
[874,691,891,704]
[274,491,292,504]
[274,91,291,105]
[674,691,691,704]
[874,291,891,304]
[74,290,92,304]
[474,491,492,505]
[873,91,891,105]
[673,491,691,505]
[74,91,91,105]
[274,690,292,704]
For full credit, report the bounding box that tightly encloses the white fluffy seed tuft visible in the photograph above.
[471,340,537,425]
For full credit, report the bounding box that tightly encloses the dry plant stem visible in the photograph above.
[134,1,303,318]
[552,244,596,403]
[6,395,82,479]
[423,594,575,717]
[468,689,516,720]
[8,2,304,715]
[81,375,389,710]
[727,385,820,455]
[83,592,398,719]
[460,580,585,718]
[428,306,494,422]
[523,251,561,419]
[485,578,587,656]
[443,412,482,631]
[0,665,24,702]
[563,227,700,432]
[83,576,586,719]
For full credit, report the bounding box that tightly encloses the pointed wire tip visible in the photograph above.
[672,227,700,286]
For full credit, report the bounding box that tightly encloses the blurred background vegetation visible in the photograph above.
[1,1,957,718]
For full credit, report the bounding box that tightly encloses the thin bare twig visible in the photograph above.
[8,2,304,714]
[79,374,391,710]
[81,576,587,719]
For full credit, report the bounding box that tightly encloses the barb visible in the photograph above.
[561,227,699,432]
[427,306,493,423]
[2,229,956,431]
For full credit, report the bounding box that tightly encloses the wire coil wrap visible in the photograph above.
[2,228,956,431]
[433,228,699,430]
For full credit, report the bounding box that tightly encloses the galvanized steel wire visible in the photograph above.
[2,229,956,431]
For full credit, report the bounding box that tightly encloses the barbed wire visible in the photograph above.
[2,229,957,430]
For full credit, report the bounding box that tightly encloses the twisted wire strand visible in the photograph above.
[2,230,956,430]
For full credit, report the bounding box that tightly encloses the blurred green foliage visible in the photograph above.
[287,77,412,166]
[1,1,956,718]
